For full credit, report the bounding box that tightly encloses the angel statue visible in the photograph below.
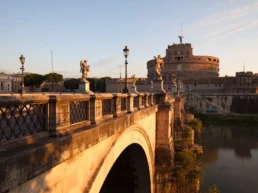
[80,60,90,80]
[171,74,176,86]
[154,55,164,80]
[131,74,138,87]
[150,80,154,88]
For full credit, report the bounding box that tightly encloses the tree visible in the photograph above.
[88,77,112,93]
[63,78,80,90]
[189,118,203,134]
[24,73,44,88]
[44,73,63,91]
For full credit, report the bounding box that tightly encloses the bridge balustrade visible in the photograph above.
[121,97,127,111]
[133,95,140,109]
[0,93,157,143]
[0,95,49,142]
[70,100,89,124]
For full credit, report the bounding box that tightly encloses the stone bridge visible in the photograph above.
[0,92,192,193]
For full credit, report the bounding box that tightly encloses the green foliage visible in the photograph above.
[44,73,63,90]
[175,149,197,169]
[189,118,203,134]
[208,185,220,193]
[88,77,111,92]
[63,78,80,90]
[201,184,220,193]
[24,73,44,87]
[175,149,202,186]
[44,73,63,83]
[41,88,49,92]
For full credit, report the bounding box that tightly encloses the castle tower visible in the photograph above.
[147,37,220,82]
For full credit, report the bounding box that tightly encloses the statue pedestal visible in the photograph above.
[79,80,93,94]
[152,80,166,93]
[130,85,139,93]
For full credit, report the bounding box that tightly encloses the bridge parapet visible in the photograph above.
[0,93,157,143]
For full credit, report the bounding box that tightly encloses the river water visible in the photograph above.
[198,123,258,193]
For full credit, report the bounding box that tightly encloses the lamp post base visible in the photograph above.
[19,89,26,94]
[122,87,129,93]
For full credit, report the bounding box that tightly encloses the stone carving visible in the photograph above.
[131,74,138,87]
[171,74,176,86]
[150,80,154,88]
[176,78,182,92]
[177,64,182,71]
[80,60,90,80]
[154,55,164,80]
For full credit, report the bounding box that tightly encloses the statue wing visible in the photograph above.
[160,59,164,69]
[80,61,83,72]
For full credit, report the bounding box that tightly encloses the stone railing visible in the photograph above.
[0,93,157,143]
[0,95,49,142]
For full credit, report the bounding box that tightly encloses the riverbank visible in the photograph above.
[194,113,258,124]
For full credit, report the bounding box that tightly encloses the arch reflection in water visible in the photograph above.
[100,144,151,193]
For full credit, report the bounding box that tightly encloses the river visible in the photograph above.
[198,123,258,193]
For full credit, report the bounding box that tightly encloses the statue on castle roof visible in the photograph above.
[80,60,90,81]
[154,55,164,81]
[178,35,183,44]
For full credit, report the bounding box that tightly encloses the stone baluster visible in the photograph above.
[49,95,70,137]
[127,94,135,113]
[90,94,103,125]
[139,93,144,109]
[145,93,150,107]
[112,94,121,118]
[150,94,154,105]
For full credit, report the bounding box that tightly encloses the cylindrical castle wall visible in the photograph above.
[147,55,220,80]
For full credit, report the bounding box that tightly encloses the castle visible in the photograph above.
[147,36,219,82]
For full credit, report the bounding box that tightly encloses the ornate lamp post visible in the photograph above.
[122,46,129,93]
[19,55,26,94]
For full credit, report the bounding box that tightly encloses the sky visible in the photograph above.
[1,0,258,78]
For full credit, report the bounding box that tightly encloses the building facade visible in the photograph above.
[184,71,258,93]
[10,73,22,93]
[0,73,12,93]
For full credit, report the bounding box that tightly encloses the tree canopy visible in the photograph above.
[24,73,44,87]
[43,73,63,91]
[44,73,63,83]
[63,78,80,90]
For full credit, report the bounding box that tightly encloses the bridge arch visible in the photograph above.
[89,125,155,193]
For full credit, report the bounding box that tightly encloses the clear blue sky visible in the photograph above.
[1,0,258,78]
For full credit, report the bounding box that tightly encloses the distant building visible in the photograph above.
[184,71,258,93]
[0,73,12,93]
[106,78,149,93]
[40,81,65,92]
[10,73,22,93]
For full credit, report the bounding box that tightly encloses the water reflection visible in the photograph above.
[199,124,258,193]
